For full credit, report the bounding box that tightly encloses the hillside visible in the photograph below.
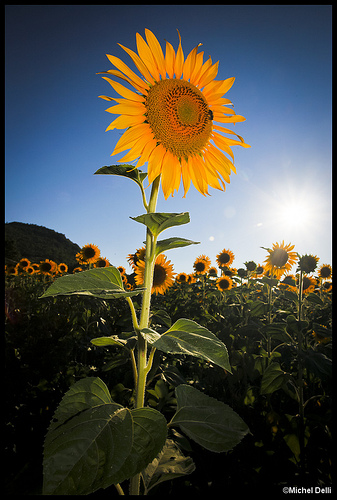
[5,222,81,267]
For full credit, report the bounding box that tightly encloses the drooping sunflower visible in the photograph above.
[216,248,235,269]
[99,29,250,199]
[193,254,211,275]
[318,264,332,280]
[298,254,319,274]
[300,275,316,294]
[134,254,175,295]
[77,244,101,264]
[94,257,110,268]
[216,276,233,291]
[262,241,297,280]
[127,247,146,270]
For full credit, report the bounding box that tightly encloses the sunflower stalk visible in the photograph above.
[129,175,161,496]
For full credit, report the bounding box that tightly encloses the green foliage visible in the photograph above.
[94,164,147,189]
[152,318,231,372]
[43,377,167,494]
[40,266,144,299]
[169,385,249,452]
[131,212,190,237]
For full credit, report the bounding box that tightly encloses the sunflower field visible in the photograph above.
[5,244,332,495]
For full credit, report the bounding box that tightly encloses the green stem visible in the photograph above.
[130,176,160,496]
[297,270,305,468]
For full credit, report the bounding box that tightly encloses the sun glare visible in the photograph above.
[280,200,311,228]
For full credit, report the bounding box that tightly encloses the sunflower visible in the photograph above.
[77,244,101,264]
[127,247,146,270]
[99,29,250,199]
[193,254,211,275]
[216,276,233,291]
[117,265,126,275]
[5,265,18,275]
[322,281,332,292]
[39,259,57,275]
[208,267,218,277]
[279,274,297,292]
[18,258,31,269]
[26,265,36,275]
[73,267,83,273]
[298,254,319,274]
[216,248,235,269]
[58,263,68,274]
[318,264,332,280]
[134,254,175,294]
[176,272,188,283]
[262,241,297,280]
[300,275,316,294]
[186,273,197,284]
[94,257,110,268]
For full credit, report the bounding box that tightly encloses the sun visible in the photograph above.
[279,200,312,229]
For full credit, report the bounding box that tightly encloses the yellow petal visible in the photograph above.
[198,60,219,89]
[165,40,175,79]
[213,113,246,123]
[117,136,146,163]
[118,43,155,85]
[174,30,184,79]
[105,101,146,115]
[161,150,180,199]
[136,136,157,169]
[112,123,150,155]
[147,144,166,183]
[189,51,204,84]
[211,132,235,160]
[193,56,212,87]
[106,114,145,131]
[106,54,148,93]
[181,158,191,197]
[101,77,145,102]
[183,43,202,81]
[145,28,166,78]
[203,77,235,100]
[136,33,160,81]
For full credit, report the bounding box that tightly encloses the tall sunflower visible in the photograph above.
[216,276,233,291]
[216,248,235,269]
[99,29,250,199]
[77,244,101,264]
[318,264,332,280]
[193,254,211,275]
[263,241,297,280]
[134,254,175,295]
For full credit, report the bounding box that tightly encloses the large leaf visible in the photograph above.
[169,385,249,453]
[152,319,232,372]
[110,408,167,487]
[43,377,167,495]
[94,165,147,188]
[131,212,190,237]
[142,439,195,494]
[40,266,144,300]
[155,237,199,257]
[260,362,289,395]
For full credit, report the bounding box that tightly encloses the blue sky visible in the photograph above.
[5,5,332,274]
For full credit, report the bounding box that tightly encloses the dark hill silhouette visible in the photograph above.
[5,222,81,268]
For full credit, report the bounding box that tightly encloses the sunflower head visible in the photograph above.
[18,258,31,269]
[318,264,332,280]
[99,29,250,198]
[245,261,257,272]
[77,244,101,264]
[94,257,110,268]
[300,275,316,294]
[134,254,175,295]
[216,276,233,291]
[193,254,211,275]
[127,247,146,270]
[263,241,297,280]
[216,248,235,269]
[39,259,57,275]
[176,272,188,283]
[58,263,68,274]
[297,254,319,274]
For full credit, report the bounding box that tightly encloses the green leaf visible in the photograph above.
[260,362,289,395]
[43,377,167,495]
[286,315,309,336]
[142,439,195,494]
[90,336,127,348]
[302,348,332,380]
[141,327,162,344]
[94,165,147,188]
[40,266,144,300]
[152,319,232,372]
[131,212,190,237]
[169,385,249,453]
[304,293,324,306]
[155,237,200,257]
[248,300,267,317]
[104,407,167,488]
[43,377,133,495]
